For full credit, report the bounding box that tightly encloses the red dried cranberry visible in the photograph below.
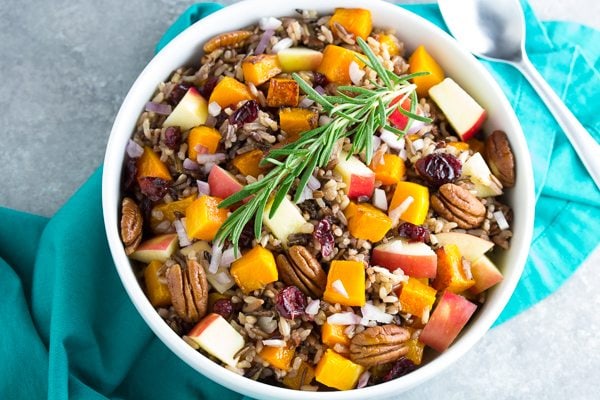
[382,358,416,382]
[122,156,137,191]
[212,298,234,319]
[313,72,329,87]
[275,286,306,320]
[415,153,462,187]
[398,222,430,243]
[167,83,191,105]
[229,100,259,126]
[313,218,335,258]
[164,126,181,150]
[138,177,170,201]
[198,76,219,100]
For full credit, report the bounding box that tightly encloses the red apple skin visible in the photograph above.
[188,313,220,337]
[208,165,243,200]
[136,233,177,251]
[388,97,411,130]
[469,255,503,294]
[458,109,486,141]
[372,242,438,278]
[420,291,477,352]
[347,173,376,199]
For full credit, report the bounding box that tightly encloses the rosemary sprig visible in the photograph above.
[215,37,432,252]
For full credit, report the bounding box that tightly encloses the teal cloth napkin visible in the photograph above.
[1,2,598,399]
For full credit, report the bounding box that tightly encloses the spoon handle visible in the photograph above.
[514,56,600,190]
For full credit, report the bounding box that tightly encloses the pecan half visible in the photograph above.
[431,183,486,229]
[276,246,327,298]
[120,197,142,255]
[484,130,515,188]
[203,30,253,53]
[349,325,410,367]
[166,260,208,323]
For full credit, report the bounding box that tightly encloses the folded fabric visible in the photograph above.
[1,2,598,399]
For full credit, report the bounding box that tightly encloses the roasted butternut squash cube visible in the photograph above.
[345,202,392,242]
[446,141,470,151]
[259,342,296,371]
[329,8,372,40]
[266,78,299,107]
[185,195,229,241]
[323,260,365,306]
[317,45,365,85]
[369,153,405,185]
[322,322,350,349]
[408,45,445,97]
[232,149,266,178]
[315,349,364,391]
[389,181,429,225]
[150,195,196,232]
[282,360,316,389]
[144,260,171,307]
[188,126,221,161]
[377,33,401,56]
[398,277,437,318]
[209,76,254,109]
[136,147,172,182]
[432,244,475,293]
[242,54,282,86]
[230,246,278,293]
[279,107,318,140]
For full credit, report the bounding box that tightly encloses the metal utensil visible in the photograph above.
[438,0,600,190]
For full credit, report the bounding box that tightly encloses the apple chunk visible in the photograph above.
[420,291,477,352]
[129,233,178,263]
[277,47,323,72]
[434,232,494,262]
[163,87,208,131]
[372,238,437,278]
[188,313,245,367]
[462,153,503,197]
[428,78,486,141]
[208,164,243,200]
[263,196,307,246]
[334,152,375,199]
[469,255,503,294]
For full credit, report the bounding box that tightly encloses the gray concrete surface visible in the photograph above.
[1,0,598,398]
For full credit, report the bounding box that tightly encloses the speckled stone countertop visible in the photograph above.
[1,1,598,398]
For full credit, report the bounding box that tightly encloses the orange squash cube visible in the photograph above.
[136,147,172,182]
[398,277,437,318]
[232,149,266,177]
[323,260,366,307]
[345,202,392,242]
[209,76,254,109]
[266,78,299,107]
[329,8,372,40]
[188,126,221,161]
[279,107,318,140]
[150,195,196,232]
[446,141,470,151]
[369,153,405,185]
[230,246,278,293]
[282,360,316,389]
[317,45,365,85]
[259,342,296,371]
[432,244,475,293]
[185,195,229,241]
[315,349,364,391]
[144,260,171,307]
[389,181,429,225]
[242,54,282,86]
[322,322,351,349]
[408,45,445,97]
[377,33,401,56]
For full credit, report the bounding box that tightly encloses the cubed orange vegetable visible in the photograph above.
[232,149,266,177]
[185,195,229,241]
[323,260,366,307]
[259,342,296,371]
[282,361,316,389]
[322,322,350,349]
[447,141,470,151]
[406,338,425,365]
[209,76,254,108]
[242,54,282,86]
[317,45,365,85]
[144,260,171,307]
[266,78,299,107]
[433,244,475,293]
[345,202,392,242]
[150,195,196,232]
[408,45,445,97]
[389,181,429,225]
[377,33,401,56]
[467,138,484,154]
[398,277,437,318]
[136,147,172,182]
[188,126,221,161]
[279,107,318,140]
[369,153,405,185]
[230,246,278,293]
[315,349,364,391]
[329,8,372,40]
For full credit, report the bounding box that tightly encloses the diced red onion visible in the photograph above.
[332,279,349,299]
[412,138,425,152]
[493,210,510,230]
[209,242,223,274]
[361,302,394,323]
[299,97,315,108]
[349,61,365,85]
[126,139,144,158]
[173,219,192,247]
[307,175,321,190]
[296,185,313,204]
[389,195,414,227]
[407,119,426,135]
[380,129,405,150]
[327,312,362,325]
[196,180,210,196]
[357,370,371,389]
[318,115,331,126]
[262,339,286,348]
[208,101,222,117]
[372,188,388,211]
[255,29,275,55]
[371,135,382,158]
[357,195,370,203]
[315,85,326,95]
[220,247,240,267]
[202,162,215,175]
[183,158,200,170]
[144,101,172,115]
[272,37,293,53]
[197,153,227,164]
[259,17,282,31]
[398,148,408,161]
[305,299,320,316]
[194,144,209,155]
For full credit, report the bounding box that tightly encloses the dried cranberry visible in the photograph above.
[212,298,234,319]
[229,100,259,126]
[138,177,170,201]
[275,286,306,320]
[198,76,219,100]
[415,153,462,187]
[122,156,137,191]
[398,222,430,243]
[313,72,329,87]
[382,358,416,382]
[163,126,181,150]
[167,83,191,105]
[313,218,335,258]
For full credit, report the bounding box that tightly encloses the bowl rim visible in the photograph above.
[102,0,535,398]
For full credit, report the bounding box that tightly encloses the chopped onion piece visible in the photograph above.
[183,158,200,170]
[296,184,313,204]
[307,175,321,190]
[262,339,286,347]
[126,139,144,158]
[372,188,388,211]
[357,370,371,389]
[214,271,233,286]
[407,119,426,135]
[361,302,394,323]
[208,101,222,116]
[202,162,215,175]
[144,101,172,115]
[208,242,223,274]
[332,279,349,299]
[194,144,209,155]
[315,85,326,95]
[197,153,227,164]
[255,29,274,55]
[220,247,240,267]
[412,138,425,152]
[398,148,408,161]
[327,312,362,325]
[259,17,282,30]
[318,115,331,126]
[371,135,382,159]
[380,129,405,150]
[389,195,414,228]
[493,210,510,230]
[349,61,365,85]
[196,180,210,196]
[272,37,293,53]
[305,299,320,315]
[299,97,315,108]
[173,219,191,247]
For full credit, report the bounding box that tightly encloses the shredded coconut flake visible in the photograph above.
[272,37,293,53]
[259,16,282,30]
[209,242,223,274]
[372,188,388,211]
[380,129,405,150]
[332,279,349,298]
[305,299,320,315]
[389,196,414,227]
[493,210,510,230]
[173,219,191,247]
[327,312,362,325]
[262,339,286,348]
[208,101,222,116]
[361,302,394,323]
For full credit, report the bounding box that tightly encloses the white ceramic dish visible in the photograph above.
[102,0,535,398]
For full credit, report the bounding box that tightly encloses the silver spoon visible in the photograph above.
[438,0,600,190]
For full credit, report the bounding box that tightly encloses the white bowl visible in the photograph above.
[102,0,535,398]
